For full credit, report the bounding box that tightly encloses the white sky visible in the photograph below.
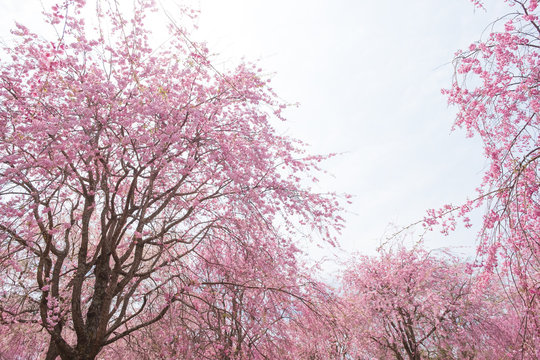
[0,0,511,266]
[190,0,509,264]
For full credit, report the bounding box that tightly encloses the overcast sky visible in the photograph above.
[1,0,511,266]
[191,0,509,261]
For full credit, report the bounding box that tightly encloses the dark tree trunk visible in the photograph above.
[45,340,60,360]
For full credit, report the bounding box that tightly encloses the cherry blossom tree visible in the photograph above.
[422,1,539,356]
[0,0,343,358]
[341,245,518,360]
[284,299,351,360]
[99,232,332,360]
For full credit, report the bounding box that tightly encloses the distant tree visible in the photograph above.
[99,234,330,360]
[341,245,517,360]
[279,284,350,360]
[0,0,343,358]
[423,1,539,356]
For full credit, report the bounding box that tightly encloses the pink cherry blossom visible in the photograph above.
[0,0,344,358]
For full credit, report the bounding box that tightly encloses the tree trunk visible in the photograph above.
[45,340,60,360]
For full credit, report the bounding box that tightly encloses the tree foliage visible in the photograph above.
[423,1,540,356]
[0,0,342,358]
[340,245,517,360]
